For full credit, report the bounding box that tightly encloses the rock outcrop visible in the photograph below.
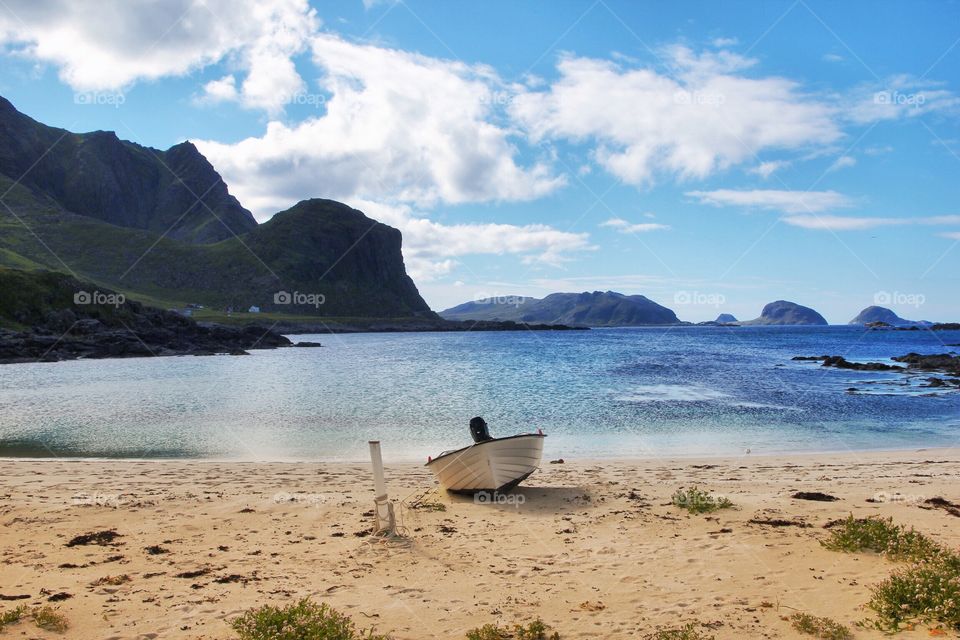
[743,300,828,326]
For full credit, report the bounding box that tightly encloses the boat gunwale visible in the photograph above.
[424,433,546,467]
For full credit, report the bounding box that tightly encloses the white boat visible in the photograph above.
[425,432,546,494]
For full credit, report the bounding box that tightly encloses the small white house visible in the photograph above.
[248,305,261,313]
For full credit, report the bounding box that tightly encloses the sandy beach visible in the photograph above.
[1,448,959,639]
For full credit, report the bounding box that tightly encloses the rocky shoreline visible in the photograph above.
[0,307,293,365]
[792,352,960,390]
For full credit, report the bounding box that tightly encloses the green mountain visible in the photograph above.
[0,97,432,319]
[440,291,680,326]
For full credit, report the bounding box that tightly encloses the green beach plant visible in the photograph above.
[671,487,733,514]
[645,622,714,639]
[822,515,960,631]
[465,618,559,640]
[231,598,390,640]
[789,612,853,639]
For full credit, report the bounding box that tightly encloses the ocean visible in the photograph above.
[1,326,958,461]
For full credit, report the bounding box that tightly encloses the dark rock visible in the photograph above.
[792,491,839,502]
[293,341,323,347]
[821,355,903,371]
[892,352,960,376]
[848,306,919,327]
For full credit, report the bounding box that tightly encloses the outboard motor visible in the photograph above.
[469,416,492,443]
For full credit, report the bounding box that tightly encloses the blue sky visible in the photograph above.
[1,0,958,322]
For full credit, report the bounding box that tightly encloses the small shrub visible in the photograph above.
[868,561,960,631]
[821,516,947,563]
[645,622,714,640]
[465,619,558,640]
[0,606,68,633]
[0,605,27,629]
[822,516,960,631]
[789,612,853,640]
[671,487,733,514]
[31,606,69,633]
[231,598,389,640]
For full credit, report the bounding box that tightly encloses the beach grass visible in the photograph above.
[823,516,960,631]
[645,622,714,639]
[231,598,390,640]
[789,612,853,639]
[0,605,68,633]
[821,516,945,562]
[671,487,733,514]
[465,619,559,640]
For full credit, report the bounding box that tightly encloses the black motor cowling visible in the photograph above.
[469,416,492,443]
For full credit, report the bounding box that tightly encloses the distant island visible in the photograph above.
[848,305,926,327]
[441,291,681,326]
[740,300,828,326]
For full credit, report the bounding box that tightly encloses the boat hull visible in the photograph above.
[425,433,545,493]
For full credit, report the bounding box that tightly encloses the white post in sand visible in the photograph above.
[368,441,396,536]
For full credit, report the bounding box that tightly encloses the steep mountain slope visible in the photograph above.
[0,97,256,243]
[0,98,433,319]
[441,291,680,326]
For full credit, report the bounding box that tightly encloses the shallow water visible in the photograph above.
[0,326,958,461]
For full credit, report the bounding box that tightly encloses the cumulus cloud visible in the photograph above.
[601,217,670,233]
[686,189,854,214]
[510,46,843,187]
[0,0,318,112]
[353,200,592,281]
[197,34,564,215]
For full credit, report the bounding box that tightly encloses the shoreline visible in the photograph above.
[0,444,957,465]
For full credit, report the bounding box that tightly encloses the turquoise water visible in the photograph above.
[0,326,958,461]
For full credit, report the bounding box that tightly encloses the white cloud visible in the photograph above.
[940,231,960,241]
[0,0,318,113]
[199,75,239,103]
[748,160,790,179]
[827,155,856,172]
[686,189,854,214]
[510,46,842,187]
[781,215,900,231]
[601,217,670,233]
[783,214,960,231]
[822,53,844,63]
[197,34,564,215]
[712,37,739,48]
[353,200,592,281]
